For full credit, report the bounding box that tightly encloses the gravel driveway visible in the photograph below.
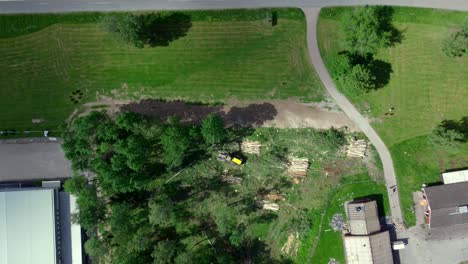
[0,141,72,183]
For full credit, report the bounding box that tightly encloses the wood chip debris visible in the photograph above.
[220,169,243,185]
[221,175,243,185]
[241,140,262,155]
[345,139,368,158]
[287,157,309,177]
[281,232,299,256]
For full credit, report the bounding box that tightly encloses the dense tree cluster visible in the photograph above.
[343,6,398,56]
[62,111,304,263]
[442,19,468,57]
[101,12,192,48]
[428,117,468,149]
[332,6,399,96]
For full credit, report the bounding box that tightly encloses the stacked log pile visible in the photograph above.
[346,139,368,158]
[287,157,309,177]
[241,140,262,155]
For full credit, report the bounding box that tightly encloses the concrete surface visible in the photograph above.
[0,142,72,182]
[399,226,468,264]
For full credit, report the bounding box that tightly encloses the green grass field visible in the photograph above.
[0,9,323,132]
[318,7,468,225]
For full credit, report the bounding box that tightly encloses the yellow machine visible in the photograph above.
[231,157,243,165]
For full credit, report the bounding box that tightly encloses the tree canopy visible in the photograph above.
[201,113,226,145]
[61,110,345,263]
[442,19,468,57]
[343,6,397,56]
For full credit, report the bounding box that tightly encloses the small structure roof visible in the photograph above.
[344,231,393,264]
[347,200,381,235]
[425,181,468,228]
[442,169,468,185]
[0,188,58,264]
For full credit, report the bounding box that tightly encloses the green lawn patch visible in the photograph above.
[318,6,468,226]
[310,179,389,264]
[0,8,323,132]
[295,174,388,264]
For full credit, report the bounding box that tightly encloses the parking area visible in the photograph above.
[0,140,71,183]
[397,192,468,264]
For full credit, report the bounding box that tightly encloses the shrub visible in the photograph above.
[442,19,468,57]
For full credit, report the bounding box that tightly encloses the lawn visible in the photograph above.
[318,7,468,226]
[0,8,323,133]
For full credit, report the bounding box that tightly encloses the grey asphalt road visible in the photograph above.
[1,0,468,14]
[0,142,72,183]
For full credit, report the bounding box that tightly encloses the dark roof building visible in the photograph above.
[344,200,394,264]
[347,200,381,235]
[424,181,468,228]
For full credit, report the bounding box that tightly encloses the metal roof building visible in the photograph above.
[347,200,381,235]
[424,181,468,228]
[0,188,59,264]
[0,186,83,264]
[344,231,393,264]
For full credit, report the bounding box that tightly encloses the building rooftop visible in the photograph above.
[347,200,381,235]
[425,181,468,228]
[344,231,393,264]
[0,188,58,264]
[442,169,468,185]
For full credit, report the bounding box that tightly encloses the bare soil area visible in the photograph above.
[74,97,358,131]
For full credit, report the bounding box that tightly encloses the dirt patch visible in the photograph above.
[70,98,360,131]
[261,100,358,131]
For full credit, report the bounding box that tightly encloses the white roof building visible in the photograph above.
[0,188,59,264]
[442,169,468,185]
[0,187,83,264]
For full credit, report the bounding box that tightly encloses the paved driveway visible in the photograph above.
[0,142,72,183]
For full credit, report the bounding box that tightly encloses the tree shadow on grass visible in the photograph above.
[439,116,468,142]
[141,12,192,47]
[340,51,393,89]
[376,6,405,47]
[369,59,393,89]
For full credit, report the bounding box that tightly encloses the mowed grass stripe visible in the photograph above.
[0,9,323,130]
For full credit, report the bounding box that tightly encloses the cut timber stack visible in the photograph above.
[281,232,299,256]
[287,157,309,177]
[258,200,280,212]
[346,139,368,158]
[241,140,262,155]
